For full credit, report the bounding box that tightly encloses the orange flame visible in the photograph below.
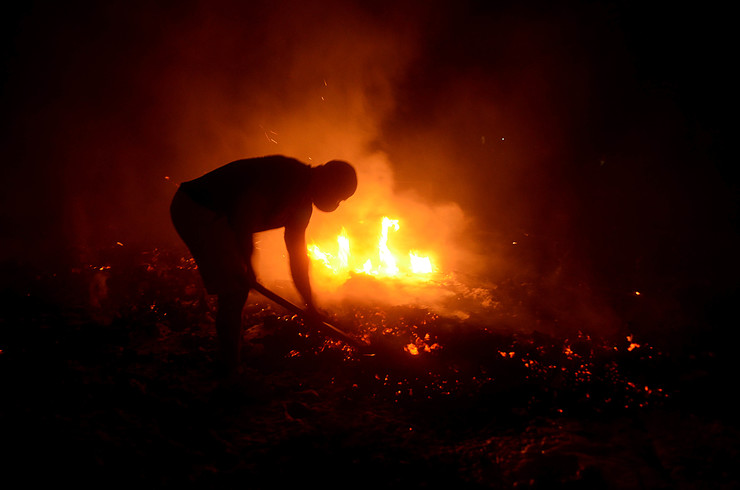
[308,216,435,282]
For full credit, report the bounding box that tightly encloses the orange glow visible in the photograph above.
[626,335,641,352]
[405,343,420,356]
[307,216,436,283]
[409,252,433,274]
[378,217,400,276]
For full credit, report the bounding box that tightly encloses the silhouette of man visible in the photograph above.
[170,155,357,377]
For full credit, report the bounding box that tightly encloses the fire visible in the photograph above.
[307,216,435,282]
[378,217,400,276]
[409,253,433,274]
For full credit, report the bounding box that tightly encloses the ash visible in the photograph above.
[1,247,737,489]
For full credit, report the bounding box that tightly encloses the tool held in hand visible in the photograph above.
[252,283,372,352]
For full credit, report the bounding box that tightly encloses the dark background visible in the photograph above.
[2,3,738,487]
[2,0,737,344]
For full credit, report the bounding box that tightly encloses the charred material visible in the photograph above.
[1,247,738,488]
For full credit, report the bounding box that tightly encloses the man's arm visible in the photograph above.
[284,209,314,311]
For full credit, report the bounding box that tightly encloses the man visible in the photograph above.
[170,155,357,377]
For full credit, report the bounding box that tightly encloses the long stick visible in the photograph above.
[252,283,369,350]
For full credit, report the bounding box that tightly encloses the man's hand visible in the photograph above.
[285,220,314,311]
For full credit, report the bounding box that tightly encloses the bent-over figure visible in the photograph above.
[170,155,357,377]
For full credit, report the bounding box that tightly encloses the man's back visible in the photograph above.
[180,155,312,232]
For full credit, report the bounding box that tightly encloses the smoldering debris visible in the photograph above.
[1,246,737,487]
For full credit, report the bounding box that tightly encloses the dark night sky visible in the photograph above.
[1,0,737,333]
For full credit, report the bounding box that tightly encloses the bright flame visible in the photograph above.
[337,228,350,270]
[409,252,433,274]
[378,217,400,276]
[308,244,330,268]
[307,216,435,282]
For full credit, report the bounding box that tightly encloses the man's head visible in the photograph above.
[310,160,357,212]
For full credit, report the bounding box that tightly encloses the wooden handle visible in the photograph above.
[252,283,369,350]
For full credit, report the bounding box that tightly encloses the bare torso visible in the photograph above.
[180,155,313,233]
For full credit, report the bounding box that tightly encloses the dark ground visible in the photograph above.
[1,247,738,489]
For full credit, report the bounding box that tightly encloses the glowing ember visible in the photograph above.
[626,334,641,352]
[307,216,435,282]
[405,343,420,356]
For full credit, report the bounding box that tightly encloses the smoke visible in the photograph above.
[3,1,735,342]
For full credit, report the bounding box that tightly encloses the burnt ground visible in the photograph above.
[1,248,738,489]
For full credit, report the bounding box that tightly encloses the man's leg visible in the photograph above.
[215,289,249,377]
[170,188,252,378]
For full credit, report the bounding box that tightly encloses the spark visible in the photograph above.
[259,124,278,144]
